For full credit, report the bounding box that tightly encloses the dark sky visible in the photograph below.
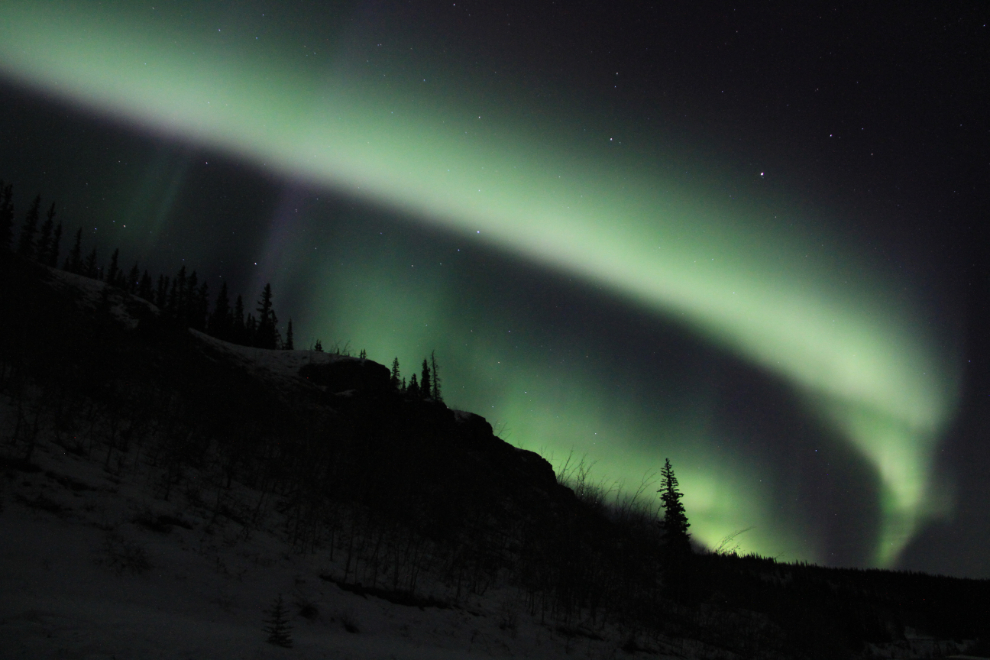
[0,1,987,577]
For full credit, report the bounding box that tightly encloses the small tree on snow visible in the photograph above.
[264,594,293,648]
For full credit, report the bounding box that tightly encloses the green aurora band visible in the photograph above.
[0,2,960,565]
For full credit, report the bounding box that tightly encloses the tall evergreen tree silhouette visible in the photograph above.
[155,274,169,308]
[84,247,99,279]
[255,283,279,349]
[0,182,13,252]
[209,281,232,340]
[407,373,420,398]
[36,204,55,264]
[232,294,246,344]
[17,195,41,258]
[106,248,121,287]
[173,266,187,319]
[48,221,62,267]
[284,319,294,350]
[139,270,153,301]
[65,228,83,273]
[166,277,179,316]
[390,358,401,389]
[430,350,442,402]
[244,313,258,346]
[192,281,209,331]
[420,359,432,399]
[127,262,140,293]
[184,270,198,325]
[658,458,691,553]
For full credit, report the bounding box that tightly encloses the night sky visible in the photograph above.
[0,2,987,577]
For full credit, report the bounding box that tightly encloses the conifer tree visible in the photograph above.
[407,373,420,398]
[390,358,401,389]
[232,295,246,343]
[155,274,169,308]
[209,281,232,340]
[314,339,323,352]
[245,313,258,346]
[106,248,121,287]
[420,359,432,399]
[285,319,294,350]
[84,247,99,279]
[36,205,55,264]
[127,262,140,293]
[173,266,187,318]
[184,270,198,325]
[263,594,293,648]
[359,348,367,359]
[139,270,153,301]
[166,277,179,316]
[255,283,279,349]
[48,222,62,267]
[658,458,691,553]
[0,182,13,252]
[193,282,209,331]
[430,350,442,402]
[17,195,41,258]
[65,228,83,273]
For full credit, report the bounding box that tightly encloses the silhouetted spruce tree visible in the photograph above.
[407,373,420,398]
[185,271,198,324]
[47,221,62,267]
[35,205,55,264]
[284,319,294,350]
[126,262,140,293]
[390,358,401,389]
[314,339,323,352]
[106,248,121,287]
[209,281,232,339]
[658,458,691,553]
[0,182,13,252]
[182,270,200,326]
[173,266,187,318]
[430,350,442,402]
[420,359,432,399]
[192,281,209,331]
[245,314,258,346]
[155,274,169,308]
[166,277,179,317]
[232,295,246,343]
[139,270,153,301]
[17,195,41,258]
[84,247,99,279]
[65,228,83,273]
[254,283,279,349]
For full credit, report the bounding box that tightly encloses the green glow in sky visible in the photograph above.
[0,2,960,565]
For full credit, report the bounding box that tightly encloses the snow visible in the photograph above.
[0,397,690,660]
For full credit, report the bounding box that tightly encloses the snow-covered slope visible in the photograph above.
[0,405,694,660]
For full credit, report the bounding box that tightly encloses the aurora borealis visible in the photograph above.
[1,2,987,574]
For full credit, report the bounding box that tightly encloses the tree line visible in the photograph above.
[0,182,296,350]
[0,181,446,401]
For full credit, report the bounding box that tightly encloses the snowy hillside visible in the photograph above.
[2,257,989,660]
